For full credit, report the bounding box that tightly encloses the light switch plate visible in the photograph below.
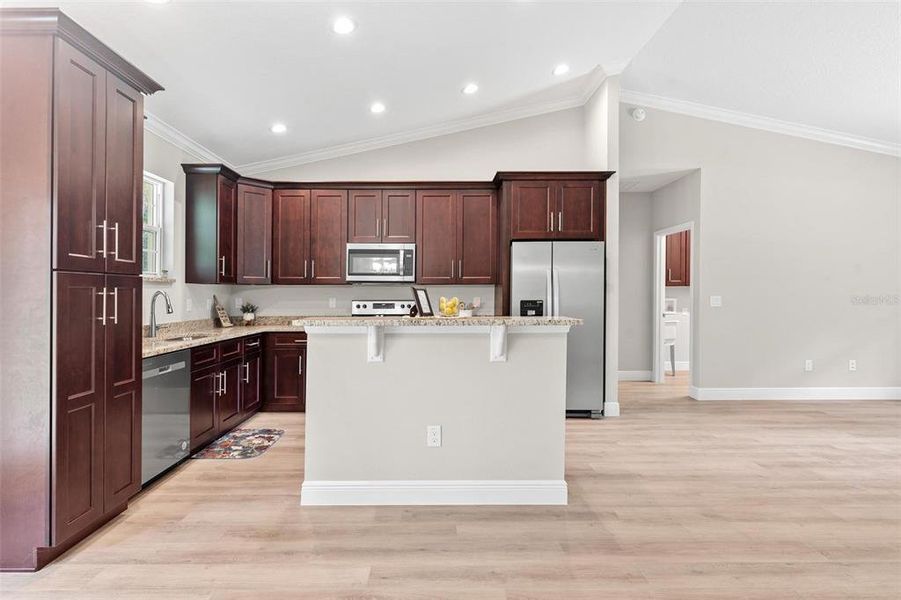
[186,298,193,312]
[804,359,814,372]
[849,359,857,371]
[329,297,337,308]
[709,295,723,307]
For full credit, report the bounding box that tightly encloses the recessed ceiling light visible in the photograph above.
[332,17,356,35]
[552,63,570,76]
[370,102,386,114]
[145,0,171,4]
[462,82,479,95]
[270,123,287,134]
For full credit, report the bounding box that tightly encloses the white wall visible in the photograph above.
[619,192,653,372]
[142,131,233,326]
[621,104,901,390]
[257,107,588,181]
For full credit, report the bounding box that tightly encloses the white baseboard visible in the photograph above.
[618,370,651,381]
[690,386,901,401]
[300,480,568,506]
[664,361,690,372]
[603,401,620,417]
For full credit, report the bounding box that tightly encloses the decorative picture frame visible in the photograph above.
[411,287,434,317]
[213,294,233,327]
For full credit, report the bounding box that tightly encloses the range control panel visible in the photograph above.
[351,300,415,316]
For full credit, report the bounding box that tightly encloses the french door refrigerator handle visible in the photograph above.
[546,269,553,316]
[552,268,560,317]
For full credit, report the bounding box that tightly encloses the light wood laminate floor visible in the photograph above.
[2,375,899,599]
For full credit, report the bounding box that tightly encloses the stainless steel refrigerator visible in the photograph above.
[511,241,605,418]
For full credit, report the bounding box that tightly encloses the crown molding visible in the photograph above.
[144,112,233,166]
[620,90,901,158]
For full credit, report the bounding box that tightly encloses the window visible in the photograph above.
[142,172,173,277]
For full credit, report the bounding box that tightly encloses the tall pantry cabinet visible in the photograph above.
[0,9,163,571]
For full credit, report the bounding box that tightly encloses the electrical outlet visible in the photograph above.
[804,359,814,372]
[186,298,193,312]
[329,297,337,308]
[234,297,243,310]
[849,359,857,372]
[426,425,442,448]
[472,297,481,308]
[709,295,723,307]
[206,299,213,311]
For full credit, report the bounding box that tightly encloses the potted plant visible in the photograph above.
[240,302,259,326]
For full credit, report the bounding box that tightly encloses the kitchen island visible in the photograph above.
[299,316,580,506]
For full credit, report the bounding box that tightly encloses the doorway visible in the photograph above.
[652,222,694,384]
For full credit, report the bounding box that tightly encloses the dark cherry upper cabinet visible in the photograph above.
[183,165,240,284]
[556,180,602,239]
[272,189,311,284]
[457,190,497,284]
[53,40,107,273]
[348,190,382,243]
[508,181,554,240]
[349,189,416,243]
[189,366,218,452]
[236,183,272,284]
[382,190,416,243]
[309,189,347,284]
[263,334,307,412]
[103,74,144,275]
[416,191,457,284]
[103,274,142,510]
[53,272,106,545]
[417,189,496,285]
[666,230,691,286]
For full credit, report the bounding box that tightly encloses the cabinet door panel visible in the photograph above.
[54,41,106,272]
[416,191,456,284]
[104,275,141,508]
[264,347,304,412]
[382,190,416,243]
[557,181,601,239]
[104,75,143,274]
[236,184,273,284]
[510,181,553,240]
[272,189,310,284]
[665,230,690,286]
[54,272,105,544]
[457,190,497,284]
[217,362,242,431]
[309,190,347,284]
[348,190,381,243]
[190,366,218,452]
[217,177,237,283]
[241,353,262,416]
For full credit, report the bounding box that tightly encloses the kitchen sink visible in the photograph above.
[163,334,211,342]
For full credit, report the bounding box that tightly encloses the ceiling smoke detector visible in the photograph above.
[631,107,647,122]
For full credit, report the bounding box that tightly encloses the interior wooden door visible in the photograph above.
[53,40,107,273]
[382,190,416,243]
[189,366,218,452]
[103,274,141,509]
[556,181,601,240]
[53,272,106,544]
[509,181,553,240]
[103,74,143,275]
[216,177,237,283]
[272,189,310,284]
[348,190,382,243]
[309,189,347,284]
[457,190,497,284]
[415,190,456,284]
[236,184,273,284]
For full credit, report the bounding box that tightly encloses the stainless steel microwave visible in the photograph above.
[346,243,415,282]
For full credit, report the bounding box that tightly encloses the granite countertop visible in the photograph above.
[143,316,581,359]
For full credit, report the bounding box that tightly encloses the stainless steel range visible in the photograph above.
[351,299,415,316]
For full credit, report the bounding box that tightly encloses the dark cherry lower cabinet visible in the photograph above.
[416,189,497,285]
[53,272,142,546]
[189,336,264,452]
[263,334,307,412]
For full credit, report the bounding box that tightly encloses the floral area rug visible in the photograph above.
[191,428,285,459]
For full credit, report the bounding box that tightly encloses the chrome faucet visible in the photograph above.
[148,290,174,338]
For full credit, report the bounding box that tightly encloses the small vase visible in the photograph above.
[243,313,255,326]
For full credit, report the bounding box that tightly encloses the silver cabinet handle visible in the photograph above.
[293,339,304,343]
[213,372,221,396]
[558,212,562,232]
[450,260,454,279]
[376,218,380,239]
[546,211,550,232]
[458,260,462,279]
[243,362,250,383]
[97,286,107,325]
[298,355,303,375]
[303,259,308,279]
[246,340,260,348]
[96,220,108,258]
[266,259,271,280]
[549,212,555,232]
[668,268,672,281]
[222,371,227,396]
[219,256,226,276]
[311,259,315,279]
[112,222,120,260]
[383,218,387,239]
[110,287,118,325]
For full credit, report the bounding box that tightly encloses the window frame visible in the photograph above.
[142,172,166,277]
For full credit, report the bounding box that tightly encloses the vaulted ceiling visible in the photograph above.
[9,1,899,168]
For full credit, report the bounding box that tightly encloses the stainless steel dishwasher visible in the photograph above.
[142,350,190,485]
